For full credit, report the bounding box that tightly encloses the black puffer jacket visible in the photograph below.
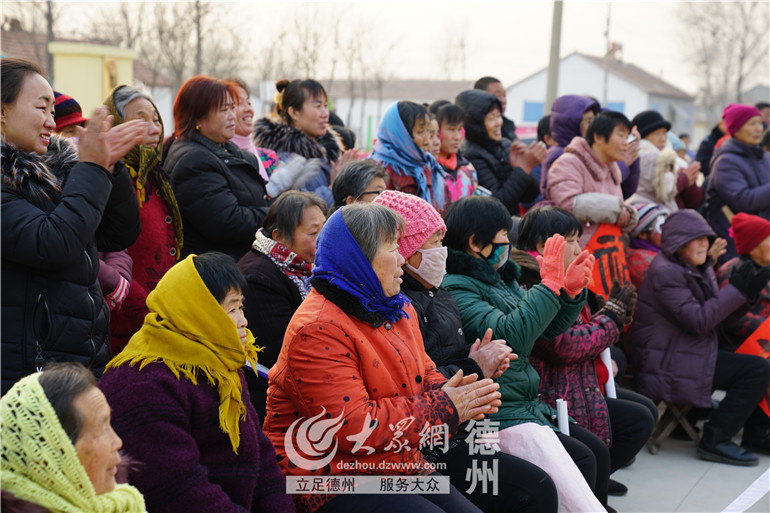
[166,133,269,261]
[1,137,141,394]
[456,89,538,215]
[400,273,483,379]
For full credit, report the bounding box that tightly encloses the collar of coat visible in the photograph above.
[252,117,343,163]
[1,135,78,206]
[445,246,522,286]
[564,136,621,186]
[310,277,386,327]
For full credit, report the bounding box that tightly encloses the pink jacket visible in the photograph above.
[546,137,624,246]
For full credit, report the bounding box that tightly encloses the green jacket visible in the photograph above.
[442,247,586,429]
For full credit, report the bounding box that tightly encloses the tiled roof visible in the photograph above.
[576,52,693,100]
[325,79,474,102]
[1,29,172,88]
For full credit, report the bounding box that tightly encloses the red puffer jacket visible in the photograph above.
[264,284,459,513]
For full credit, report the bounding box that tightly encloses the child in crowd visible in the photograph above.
[627,203,669,290]
[434,102,479,201]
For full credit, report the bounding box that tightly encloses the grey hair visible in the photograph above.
[332,160,389,208]
[113,84,153,119]
[340,203,405,262]
[37,362,98,444]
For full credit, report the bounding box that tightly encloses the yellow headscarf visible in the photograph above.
[1,373,147,513]
[103,85,184,255]
[106,255,261,453]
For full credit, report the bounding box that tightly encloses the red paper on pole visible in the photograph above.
[585,224,631,302]
[734,317,770,418]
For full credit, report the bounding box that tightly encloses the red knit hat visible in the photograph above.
[54,91,88,132]
[731,212,770,255]
[722,104,762,137]
[373,190,446,260]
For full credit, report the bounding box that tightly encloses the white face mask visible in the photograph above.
[405,246,448,289]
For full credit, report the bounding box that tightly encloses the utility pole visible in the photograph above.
[545,0,563,113]
[46,0,54,85]
[195,0,202,75]
[602,4,611,108]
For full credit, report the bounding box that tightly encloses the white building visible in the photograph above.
[504,52,695,138]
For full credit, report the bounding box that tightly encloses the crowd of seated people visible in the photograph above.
[3,55,770,512]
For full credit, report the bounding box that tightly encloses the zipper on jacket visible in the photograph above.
[32,292,52,373]
[84,250,98,365]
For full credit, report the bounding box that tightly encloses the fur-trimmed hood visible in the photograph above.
[445,246,522,287]
[1,135,78,206]
[252,117,343,163]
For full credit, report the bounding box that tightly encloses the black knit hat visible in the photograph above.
[631,110,671,138]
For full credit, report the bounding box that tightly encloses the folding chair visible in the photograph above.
[646,401,700,454]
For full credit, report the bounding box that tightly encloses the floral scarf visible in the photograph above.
[252,228,313,299]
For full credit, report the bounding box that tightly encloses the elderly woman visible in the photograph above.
[1,363,146,512]
[1,58,146,395]
[165,76,277,261]
[254,79,356,208]
[441,196,618,510]
[98,252,294,512]
[237,191,327,422]
[331,159,388,210]
[707,104,770,263]
[264,203,502,513]
[632,209,770,466]
[101,85,184,352]
[374,190,558,513]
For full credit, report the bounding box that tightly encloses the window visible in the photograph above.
[522,101,544,122]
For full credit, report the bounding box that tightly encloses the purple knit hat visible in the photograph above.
[374,190,446,260]
[722,104,762,136]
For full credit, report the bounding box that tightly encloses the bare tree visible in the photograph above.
[83,0,243,94]
[436,29,467,81]
[678,1,769,123]
[2,0,63,82]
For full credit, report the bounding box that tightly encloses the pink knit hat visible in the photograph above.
[374,190,446,260]
[722,104,762,136]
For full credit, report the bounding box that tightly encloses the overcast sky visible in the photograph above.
[48,0,765,96]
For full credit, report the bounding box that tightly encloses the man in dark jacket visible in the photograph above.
[631,209,770,466]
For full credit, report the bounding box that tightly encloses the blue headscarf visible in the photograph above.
[312,208,410,324]
[370,101,448,211]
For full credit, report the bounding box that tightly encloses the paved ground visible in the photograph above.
[610,435,769,513]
